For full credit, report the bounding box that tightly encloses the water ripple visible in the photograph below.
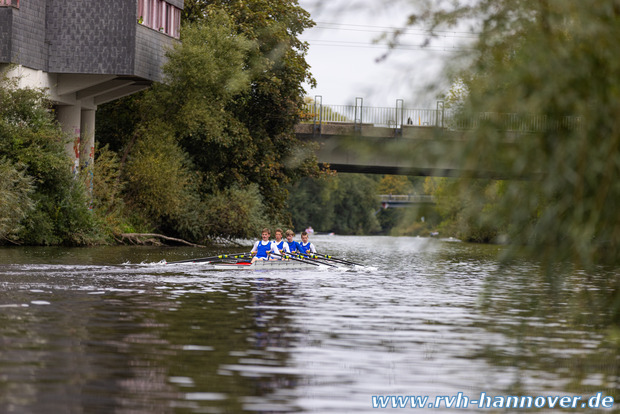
[0,237,617,413]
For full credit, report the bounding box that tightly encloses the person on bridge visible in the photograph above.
[251,228,281,263]
[273,228,290,259]
[298,231,317,255]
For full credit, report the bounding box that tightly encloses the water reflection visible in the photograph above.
[0,237,619,412]
[475,262,620,402]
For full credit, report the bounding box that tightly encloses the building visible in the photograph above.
[0,0,183,182]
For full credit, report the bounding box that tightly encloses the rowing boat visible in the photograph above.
[165,252,363,269]
[209,260,321,270]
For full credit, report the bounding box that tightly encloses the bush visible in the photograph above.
[1,71,100,245]
[0,158,34,242]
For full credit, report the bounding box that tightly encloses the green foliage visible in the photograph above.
[288,173,380,235]
[288,175,338,231]
[25,179,100,246]
[95,93,144,155]
[300,98,351,123]
[0,72,99,245]
[183,0,319,214]
[405,0,620,267]
[422,177,504,243]
[331,174,381,235]
[202,184,268,240]
[145,13,257,194]
[95,3,318,243]
[91,144,141,238]
[3,1,318,246]
[380,205,440,237]
[121,14,276,241]
[376,175,414,195]
[0,158,34,241]
[123,123,196,223]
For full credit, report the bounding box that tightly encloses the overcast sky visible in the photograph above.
[297,0,473,109]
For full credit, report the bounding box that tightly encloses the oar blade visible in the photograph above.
[313,252,363,267]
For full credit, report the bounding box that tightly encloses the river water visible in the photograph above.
[0,235,619,413]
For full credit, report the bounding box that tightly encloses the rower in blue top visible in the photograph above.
[251,228,280,263]
[273,228,290,259]
[298,230,317,254]
[285,229,300,254]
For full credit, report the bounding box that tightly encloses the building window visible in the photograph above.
[137,0,181,39]
[0,0,19,8]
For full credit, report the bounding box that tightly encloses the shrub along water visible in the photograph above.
[0,72,101,246]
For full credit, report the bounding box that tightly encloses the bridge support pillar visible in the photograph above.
[80,109,96,196]
[56,104,82,175]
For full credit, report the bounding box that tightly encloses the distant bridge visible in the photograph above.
[378,194,435,208]
[295,97,579,178]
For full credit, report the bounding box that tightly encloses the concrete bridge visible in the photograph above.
[295,119,469,177]
[295,98,576,178]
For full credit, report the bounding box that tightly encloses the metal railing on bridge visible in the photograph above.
[378,194,435,204]
[301,97,581,134]
[302,97,443,129]
[451,111,582,132]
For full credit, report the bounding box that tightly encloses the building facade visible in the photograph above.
[0,0,183,181]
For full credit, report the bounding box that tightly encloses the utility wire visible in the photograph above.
[305,38,475,52]
[313,21,480,38]
[303,20,478,51]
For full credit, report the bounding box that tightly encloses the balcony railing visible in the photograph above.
[0,0,19,7]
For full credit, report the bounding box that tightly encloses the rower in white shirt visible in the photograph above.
[250,228,280,263]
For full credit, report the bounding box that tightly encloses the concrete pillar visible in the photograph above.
[80,109,96,198]
[56,105,81,175]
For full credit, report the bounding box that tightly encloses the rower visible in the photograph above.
[298,231,317,254]
[250,228,280,263]
[273,228,290,259]
[285,229,300,254]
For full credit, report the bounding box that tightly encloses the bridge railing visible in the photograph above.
[301,101,581,133]
[451,112,582,132]
[378,194,435,203]
[301,102,441,128]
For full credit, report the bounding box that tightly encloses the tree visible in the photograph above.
[424,177,504,243]
[331,174,381,235]
[182,0,319,218]
[288,173,380,235]
[0,71,98,245]
[377,175,414,195]
[288,175,338,232]
[95,1,318,242]
[401,0,620,267]
[117,13,270,241]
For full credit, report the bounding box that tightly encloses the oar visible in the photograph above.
[305,252,363,267]
[285,252,339,267]
[270,252,324,267]
[167,253,252,264]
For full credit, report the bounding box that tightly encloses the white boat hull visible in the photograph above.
[210,260,320,270]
